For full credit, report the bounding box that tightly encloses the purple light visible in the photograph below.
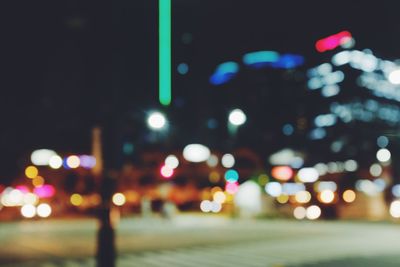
[34,185,55,198]
[79,155,96,169]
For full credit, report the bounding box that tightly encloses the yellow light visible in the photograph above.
[343,190,356,203]
[319,190,335,204]
[25,166,38,179]
[89,194,101,206]
[209,171,221,183]
[70,193,83,206]
[258,174,269,186]
[213,191,226,204]
[112,193,126,206]
[32,176,45,187]
[295,191,311,204]
[211,186,222,195]
[276,194,289,204]
[66,155,80,168]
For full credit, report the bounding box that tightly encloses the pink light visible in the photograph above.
[315,31,352,52]
[225,181,239,194]
[15,185,30,194]
[34,185,55,198]
[271,166,293,181]
[160,165,174,179]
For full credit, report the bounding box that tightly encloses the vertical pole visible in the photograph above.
[93,127,116,267]
[159,0,172,106]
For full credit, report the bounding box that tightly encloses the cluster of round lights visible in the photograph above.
[293,205,321,220]
[20,203,52,218]
[200,200,222,213]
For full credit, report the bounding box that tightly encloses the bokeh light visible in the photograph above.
[21,204,36,218]
[32,176,45,187]
[112,193,126,206]
[23,193,39,205]
[147,112,167,130]
[298,167,319,183]
[49,155,63,169]
[293,206,307,220]
[200,200,212,212]
[376,148,391,162]
[343,190,356,203]
[224,169,239,183]
[206,154,219,167]
[25,166,38,179]
[183,144,211,163]
[66,155,80,169]
[221,153,235,168]
[265,182,282,197]
[277,194,289,204]
[160,165,174,178]
[271,166,293,181]
[70,194,83,206]
[295,191,312,204]
[165,155,179,169]
[390,200,400,218]
[213,191,226,204]
[228,109,247,126]
[306,205,321,220]
[319,190,335,204]
[37,203,52,218]
[369,163,382,177]
[225,181,239,194]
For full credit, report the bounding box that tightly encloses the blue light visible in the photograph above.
[243,51,280,68]
[309,128,327,140]
[224,169,239,182]
[282,124,294,136]
[271,54,305,69]
[210,62,239,85]
[177,63,189,75]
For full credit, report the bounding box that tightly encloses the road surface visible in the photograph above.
[1,214,400,266]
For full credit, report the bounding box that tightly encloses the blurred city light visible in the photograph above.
[34,185,55,198]
[234,181,262,215]
[392,185,400,198]
[49,155,63,169]
[293,206,307,220]
[159,0,171,106]
[31,149,57,166]
[66,155,80,169]
[377,136,389,148]
[37,203,52,218]
[265,182,282,197]
[369,163,383,177]
[70,194,83,206]
[23,193,39,205]
[298,167,319,183]
[319,190,335,204]
[224,169,239,183]
[177,63,189,75]
[79,155,96,169]
[213,191,226,204]
[160,165,174,178]
[225,181,239,194]
[276,194,289,204]
[183,144,210,163]
[210,62,239,85]
[147,112,167,130]
[295,191,312,204]
[315,31,352,52]
[315,181,337,192]
[200,200,212,213]
[306,205,321,220]
[25,166,38,179]
[112,193,126,206]
[221,153,235,168]
[271,166,293,181]
[206,154,219,167]
[228,109,247,126]
[343,190,356,203]
[21,204,36,218]
[388,69,400,84]
[376,148,391,162]
[32,176,45,187]
[390,200,400,218]
[165,155,179,169]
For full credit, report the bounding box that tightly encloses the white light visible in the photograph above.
[376,148,391,162]
[314,163,328,176]
[390,200,400,218]
[210,201,222,213]
[200,200,212,212]
[31,149,57,166]
[321,85,340,97]
[316,181,337,192]
[21,204,36,218]
[319,190,335,204]
[147,112,167,130]
[221,153,235,168]
[282,183,305,195]
[182,144,211,163]
[23,193,38,205]
[344,160,358,172]
[297,167,319,183]
[265,182,282,197]
[207,154,219,167]
[388,69,400,85]
[293,207,306,220]
[392,185,400,198]
[306,205,321,220]
[49,155,63,169]
[332,51,351,66]
[369,163,382,177]
[165,155,179,169]
[228,109,247,126]
[234,181,262,214]
[37,203,52,218]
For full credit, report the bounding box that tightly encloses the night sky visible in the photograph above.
[2,0,400,180]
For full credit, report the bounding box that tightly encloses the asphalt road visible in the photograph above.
[1,214,400,266]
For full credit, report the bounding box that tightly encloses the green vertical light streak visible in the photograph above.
[159,0,171,106]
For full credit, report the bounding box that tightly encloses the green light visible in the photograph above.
[159,0,171,106]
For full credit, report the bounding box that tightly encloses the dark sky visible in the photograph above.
[2,0,400,180]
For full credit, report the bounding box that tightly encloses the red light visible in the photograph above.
[315,31,352,53]
[160,165,174,178]
[271,166,293,181]
[15,185,30,193]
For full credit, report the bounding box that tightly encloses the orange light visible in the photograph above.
[271,166,293,181]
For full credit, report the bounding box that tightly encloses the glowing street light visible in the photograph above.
[147,111,167,130]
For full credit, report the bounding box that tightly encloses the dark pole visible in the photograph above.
[93,127,116,267]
